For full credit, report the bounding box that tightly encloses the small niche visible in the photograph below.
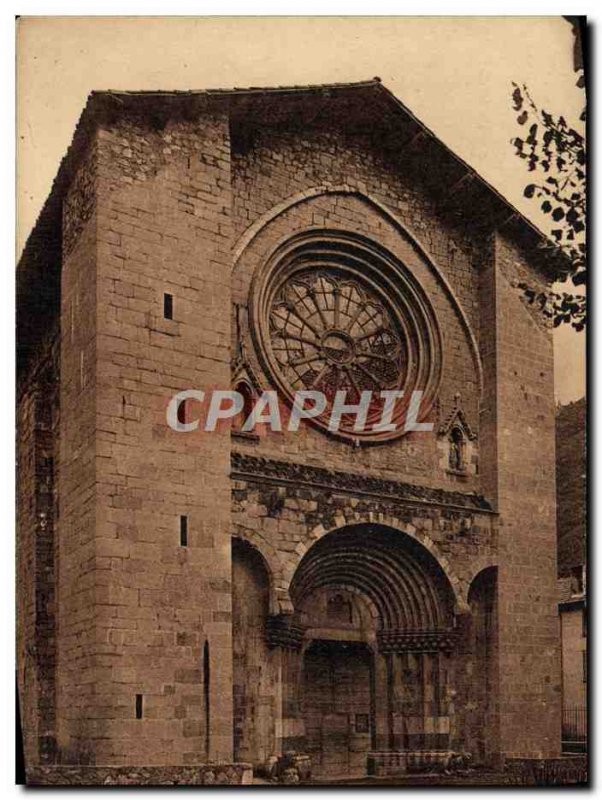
[135,694,143,719]
[448,426,466,472]
[232,381,254,433]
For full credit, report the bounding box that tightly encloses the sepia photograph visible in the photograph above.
[15,14,587,788]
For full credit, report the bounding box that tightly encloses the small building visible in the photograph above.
[556,398,587,753]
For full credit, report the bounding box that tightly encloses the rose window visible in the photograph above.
[250,231,442,443]
[269,271,407,401]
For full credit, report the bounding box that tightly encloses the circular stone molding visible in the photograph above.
[250,230,442,443]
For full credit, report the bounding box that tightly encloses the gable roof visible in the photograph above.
[18,78,572,272]
[17,79,572,374]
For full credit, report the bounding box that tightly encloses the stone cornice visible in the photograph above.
[231,452,494,514]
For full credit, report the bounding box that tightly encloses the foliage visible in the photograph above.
[511,81,586,330]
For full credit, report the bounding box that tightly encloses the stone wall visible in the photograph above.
[460,566,498,764]
[231,452,497,613]
[231,124,481,336]
[19,111,237,767]
[57,156,99,762]
[559,606,586,710]
[232,538,278,764]
[556,398,586,576]
[504,755,587,785]
[16,341,60,768]
[73,111,235,765]
[231,121,484,490]
[491,232,561,759]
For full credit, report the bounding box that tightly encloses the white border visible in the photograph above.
[4,8,597,799]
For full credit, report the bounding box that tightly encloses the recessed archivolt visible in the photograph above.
[233,513,485,616]
[232,183,483,396]
[283,515,469,616]
[289,523,461,633]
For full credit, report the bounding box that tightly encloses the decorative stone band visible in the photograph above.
[231,452,493,513]
[377,628,458,654]
[266,614,307,650]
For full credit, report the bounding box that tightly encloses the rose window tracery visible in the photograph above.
[250,231,442,443]
[269,271,407,402]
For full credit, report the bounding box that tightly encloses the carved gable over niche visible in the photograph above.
[231,355,263,396]
[437,394,478,480]
[232,301,265,390]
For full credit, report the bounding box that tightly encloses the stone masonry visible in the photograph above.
[17,80,569,783]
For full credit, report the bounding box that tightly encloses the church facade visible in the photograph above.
[17,80,566,782]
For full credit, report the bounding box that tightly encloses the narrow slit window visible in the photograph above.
[203,641,210,759]
[135,694,143,719]
[164,293,173,320]
[180,515,188,547]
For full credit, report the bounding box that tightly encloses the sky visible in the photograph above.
[16,16,586,402]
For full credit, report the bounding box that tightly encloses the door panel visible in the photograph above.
[301,641,372,778]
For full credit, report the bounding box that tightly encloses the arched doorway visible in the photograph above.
[291,524,458,778]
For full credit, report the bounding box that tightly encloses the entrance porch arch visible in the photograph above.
[284,514,468,612]
[291,524,457,633]
[288,524,459,778]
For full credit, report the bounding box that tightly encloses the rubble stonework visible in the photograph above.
[26,764,253,785]
[17,80,569,782]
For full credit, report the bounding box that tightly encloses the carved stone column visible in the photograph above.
[372,651,390,751]
[368,629,458,777]
[265,615,307,758]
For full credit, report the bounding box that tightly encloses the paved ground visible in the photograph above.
[307,772,515,786]
[307,768,588,787]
